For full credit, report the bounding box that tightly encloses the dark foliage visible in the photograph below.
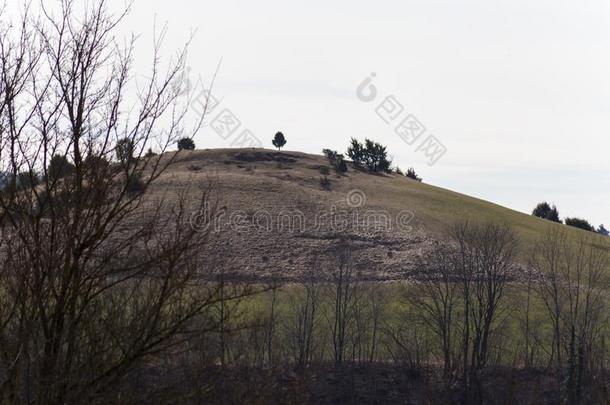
[272,131,286,150]
[347,138,391,172]
[116,137,135,165]
[17,170,39,188]
[83,154,110,173]
[177,137,196,150]
[406,167,422,182]
[347,138,366,167]
[126,173,145,194]
[564,217,594,232]
[532,202,560,223]
[47,154,75,181]
[322,148,348,173]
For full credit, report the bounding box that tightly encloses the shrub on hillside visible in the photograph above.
[126,173,145,194]
[83,154,110,173]
[596,224,609,236]
[322,148,334,160]
[177,137,196,150]
[116,137,135,165]
[322,149,348,173]
[406,167,422,182]
[364,139,391,172]
[17,170,39,188]
[47,154,75,181]
[347,138,366,167]
[532,202,560,223]
[564,217,594,232]
[347,138,391,172]
[0,170,41,193]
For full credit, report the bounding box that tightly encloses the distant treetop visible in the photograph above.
[564,217,594,232]
[596,224,609,236]
[347,137,391,172]
[406,167,422,182]
[177,137,196,150]
[272,131,286,150]
[532,202,560,223]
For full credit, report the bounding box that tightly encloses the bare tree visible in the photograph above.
[365,283,387,363]
[326,239,358,368]
[531,228,609,405]
[382,310,432,370]
[0,1,253,403]
[408,241,459,377]
[518,261,547,369]
[451,221,519,403]
[264,276,281,366]
[284,259,322,368]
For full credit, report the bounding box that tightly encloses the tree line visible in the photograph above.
[180,223,607,404]
[532,201,608,235]
[64,220,604,404]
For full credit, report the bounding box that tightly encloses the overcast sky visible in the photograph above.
[16,0,610,226]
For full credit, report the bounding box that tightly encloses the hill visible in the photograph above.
[148,148,608,281]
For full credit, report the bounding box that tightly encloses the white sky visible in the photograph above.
[12,0,610,226]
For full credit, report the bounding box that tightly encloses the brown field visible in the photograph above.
[145,147,609,281]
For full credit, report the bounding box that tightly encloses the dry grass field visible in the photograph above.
[146,147,609,281]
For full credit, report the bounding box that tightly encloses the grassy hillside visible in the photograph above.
[149,148,608,280]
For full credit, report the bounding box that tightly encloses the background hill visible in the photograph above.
[150,148,607,281]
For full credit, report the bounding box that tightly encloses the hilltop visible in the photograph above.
[147,148,607,281]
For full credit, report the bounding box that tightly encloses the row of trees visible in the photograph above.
[0,135,196,191]
[156,223,607,404]
[323,139,423,182]
[395,166,423,181]
[532,202,607,235]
